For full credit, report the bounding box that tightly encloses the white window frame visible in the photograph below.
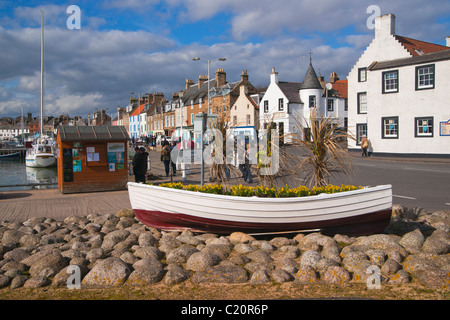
[382,117,399,139]
[278,98,284,111]
[264,100,269,113]
[309,95,316,108]
[358,67,367,82]
[356,123,367,145]
[415,117,433,137]
[357,92,367,114]
[382,70,399,93]
[416,65,435,90]
[327,99,334,112]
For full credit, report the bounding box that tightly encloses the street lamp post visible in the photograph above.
[192,57,226,186]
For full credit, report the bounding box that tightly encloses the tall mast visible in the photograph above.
[40,10,44,137]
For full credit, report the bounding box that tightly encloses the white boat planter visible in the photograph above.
[127,182,393,235]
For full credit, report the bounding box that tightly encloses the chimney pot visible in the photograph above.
[241,69,249,82]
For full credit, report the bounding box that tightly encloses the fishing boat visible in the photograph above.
[25,11,56,168]
[0,151,21,159]
[25,136,56,167]
[127,182,392,235]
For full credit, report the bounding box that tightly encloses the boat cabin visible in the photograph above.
[56,126,130,194]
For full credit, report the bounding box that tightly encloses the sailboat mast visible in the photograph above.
[40,10,44,138]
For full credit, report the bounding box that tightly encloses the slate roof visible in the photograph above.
[277,82,303,103]
[182,79,214,105]
[369,48,450,71]
[301,63,323,90]
[181,79,241,105]
[58,126,129,141]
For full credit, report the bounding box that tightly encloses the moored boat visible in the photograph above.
[25,11,56,169]
[127,182,392,235]
[25,137,56,168]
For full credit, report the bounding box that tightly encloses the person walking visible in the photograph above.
[161,143,171,177]
[132,147,148,183]
[243,144,253,183]
[361,135,369,157]
[169,141,177,176]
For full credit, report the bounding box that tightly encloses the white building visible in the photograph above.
[129,104,145,139]
[230,84,261,139]
[260,64,348,143]
[348,13,450,157]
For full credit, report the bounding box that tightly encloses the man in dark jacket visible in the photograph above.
[132,147,148,183]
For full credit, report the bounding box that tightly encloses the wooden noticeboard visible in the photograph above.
[56,126,129,194]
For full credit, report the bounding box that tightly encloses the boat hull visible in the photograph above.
[25,154,57,168]
[0,152,20,159]
[127,183,393,235]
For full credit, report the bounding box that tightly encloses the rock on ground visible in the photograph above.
[0,206,449,291]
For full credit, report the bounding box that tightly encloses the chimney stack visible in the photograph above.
[215,68,226,86]
[270,67,279,84]
[241,69,249,83]
[329,72,339,83]
[446,36,450,47]
[155,92,164,105]
[198,75,208,88]
[375,14,396,39]
[185,79,194,91]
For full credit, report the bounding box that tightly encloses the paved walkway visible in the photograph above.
[0,150,221,223]
[0,189,131,223]
[1,148,449,223]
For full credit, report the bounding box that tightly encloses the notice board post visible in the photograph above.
[56,126,130,194]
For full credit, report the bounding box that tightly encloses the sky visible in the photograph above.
[1,0,449,118]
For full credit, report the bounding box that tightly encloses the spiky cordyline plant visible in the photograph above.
[292,108,354,187]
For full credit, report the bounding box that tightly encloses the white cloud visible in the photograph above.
[1,0,449,119]
[45,93,104,116]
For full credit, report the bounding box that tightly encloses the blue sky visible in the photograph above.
[1,0,449,118]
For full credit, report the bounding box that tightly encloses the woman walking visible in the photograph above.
[361,135,369,157]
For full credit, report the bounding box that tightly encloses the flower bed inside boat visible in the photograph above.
[155,182,361,198]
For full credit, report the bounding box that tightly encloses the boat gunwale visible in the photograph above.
[127,182,392,204]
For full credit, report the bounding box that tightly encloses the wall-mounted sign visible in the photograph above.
[440,120,450,136]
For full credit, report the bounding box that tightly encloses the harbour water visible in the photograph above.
[0,158,57,191]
